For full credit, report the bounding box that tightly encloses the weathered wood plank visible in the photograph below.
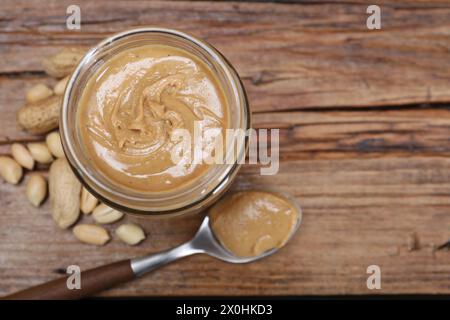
[1,156,450,296]
[0,0,450,111]
[255,108,450,156]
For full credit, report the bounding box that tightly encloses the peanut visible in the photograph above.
[73,224,110,246]
[17,95,62,134]
[49,158,81,229]
[80,187,98,214]
[46,131,65,158]
[53,76,70,96]
[27,142,53,164]
[26,83,53,103]
[11,143,34,170]
[92,203,124,224]
[0,156,23,184]
[115,223,146,245]
[42,47,85,78]
[26,174,47,207]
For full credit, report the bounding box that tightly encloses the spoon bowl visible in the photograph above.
[132,192,302,275]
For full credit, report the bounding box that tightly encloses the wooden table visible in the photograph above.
[1,0,450,297]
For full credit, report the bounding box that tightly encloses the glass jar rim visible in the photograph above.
[60,27,250,217]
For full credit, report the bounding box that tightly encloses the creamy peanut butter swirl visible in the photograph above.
[78,45,228,192]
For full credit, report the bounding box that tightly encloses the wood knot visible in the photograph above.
[407,232,420,251]
[251,71,265,86]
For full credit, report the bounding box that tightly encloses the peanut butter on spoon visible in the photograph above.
[209,191,301,258]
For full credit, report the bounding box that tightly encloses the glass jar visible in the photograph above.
[60,28,250,218]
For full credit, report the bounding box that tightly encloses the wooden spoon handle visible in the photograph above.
[3,260,135,300]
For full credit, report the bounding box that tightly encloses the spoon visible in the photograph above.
[4,198,301,300]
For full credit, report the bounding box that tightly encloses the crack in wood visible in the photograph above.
[255,103,450,114]
[187,0,450,10]
[0,70,46,78]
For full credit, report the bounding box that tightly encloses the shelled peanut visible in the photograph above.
[80,187,98,214]
[46,131,65,158]
[116,224,146,245]
[11,143,34,170]
[53,76,70,96]
[73,224,110,246]
[26,84,53,103]
[26,174,47,207]
[0,156,23,184]
[42,47,85,78]
[92,204,124,224]
[28,142,53,164]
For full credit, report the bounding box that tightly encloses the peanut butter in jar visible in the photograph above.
[78,44,228,193]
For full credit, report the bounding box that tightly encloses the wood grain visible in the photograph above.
[1,0,450,297]
[1,157,450,296]
[1,0,450,111]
